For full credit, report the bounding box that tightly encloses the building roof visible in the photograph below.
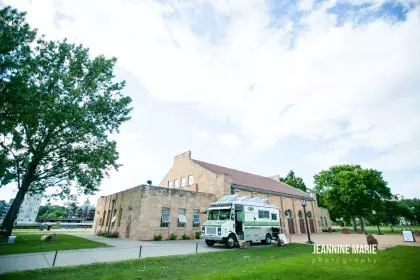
[192,159,313,200]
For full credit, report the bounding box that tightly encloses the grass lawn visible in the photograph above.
[0,233,109,255]
[2,244,419,280]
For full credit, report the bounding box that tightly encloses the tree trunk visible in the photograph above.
[1,162,37,235]
[352,216,357,231]
[1,183,29,235]
[360,216,365,230]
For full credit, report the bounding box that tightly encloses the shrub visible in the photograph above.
[97,232,119,238]
[181,233,190,240]
[153,234,163,241]
[195,231,201,239]
[169,233,177,240]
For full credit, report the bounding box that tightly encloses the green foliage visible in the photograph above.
[313,165,391,223]
[0,6,132,233]
[153,234,162,241]
[181,233,190,240]
[169,233,177,240]
[280,170,307,192]
[195,231,201,239]
[37,205,67,218]
[96,232,119,238]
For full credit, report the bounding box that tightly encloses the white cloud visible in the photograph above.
[2,0,420,199]
[298,0,314,10]
[218,133,241,148]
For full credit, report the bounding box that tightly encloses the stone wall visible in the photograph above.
[159,151,230,198]
[93,185,217,240]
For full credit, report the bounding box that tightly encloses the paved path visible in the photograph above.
[0,233,225,275]
[1,232,418,275]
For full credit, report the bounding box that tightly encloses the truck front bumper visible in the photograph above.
[202,234,224,241]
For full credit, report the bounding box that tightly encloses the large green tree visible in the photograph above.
[280,170,307,192]
[313,165,391,231]
[0,7,132,234]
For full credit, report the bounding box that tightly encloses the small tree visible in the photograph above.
[147,180,152,186]
[280,170,307,192]
[0,7,132,234]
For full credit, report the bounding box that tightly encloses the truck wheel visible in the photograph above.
[262,233,272,245]
[205,239,216,247]
[225,234,237,249]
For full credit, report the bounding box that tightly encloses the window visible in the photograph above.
[258,210,269,219]
[117,208,122,227]
[178,208,186,227]
[161,207,170,227]
[193,209,200,228]
[188,175,194,185]
[271,213,277,220]
[111,209,117,226]
[324,217,328,227]
[174,179,180,188]
[168,180,174,188]
[104,211,108,226]
[181,177,187,187]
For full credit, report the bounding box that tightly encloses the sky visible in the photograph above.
[0,0,419,206]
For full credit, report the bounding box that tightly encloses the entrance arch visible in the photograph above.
[285,209,295,234]
[298,210,306,234]
[307,211,315,233]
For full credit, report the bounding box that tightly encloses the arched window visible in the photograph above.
[306,211,312,218]
[285,210,293,219]
[298,210,303,219]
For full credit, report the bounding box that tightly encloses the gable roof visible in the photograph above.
[192,159,313,200]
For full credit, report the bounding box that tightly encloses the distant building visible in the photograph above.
[16,194,42,223]
[67,198,95,221]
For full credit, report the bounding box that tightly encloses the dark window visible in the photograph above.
[271,213,277,220]
[161,207,170,227]
[258,210,269,219]
[193,209,200,228]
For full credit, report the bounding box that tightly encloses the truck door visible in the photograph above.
[234,204,244,240]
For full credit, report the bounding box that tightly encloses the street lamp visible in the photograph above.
[372,210,383,235]
[301,199,314,244]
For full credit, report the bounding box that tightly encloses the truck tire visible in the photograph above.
[205,239,216,247]
[225,234,237,249]
[262,233,272,245]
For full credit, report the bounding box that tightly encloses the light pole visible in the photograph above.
[301,199,314,244]
[372,210,383,235]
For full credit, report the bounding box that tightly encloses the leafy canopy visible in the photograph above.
[0,6,132,200]
[313,165,391,219]
[280,170,307,192]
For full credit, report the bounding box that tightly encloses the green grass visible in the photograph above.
[0,233,109,255]
[2,244,419,280]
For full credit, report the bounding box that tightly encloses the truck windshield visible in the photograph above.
[208,209,231,220]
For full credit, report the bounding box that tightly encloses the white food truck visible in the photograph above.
[202,195,284,248]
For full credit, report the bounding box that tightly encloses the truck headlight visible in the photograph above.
[218,227,221,235]
[202,227,205,234]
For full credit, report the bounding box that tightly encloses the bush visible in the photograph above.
[181,233,190,240]
[153,234,163,241]
[97,231,119,238]
[195,231,201,239]
[169,233,177,240]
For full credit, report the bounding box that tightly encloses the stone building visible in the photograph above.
[93,151,331,240]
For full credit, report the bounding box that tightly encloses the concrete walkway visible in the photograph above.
[0,233,225,275]
[1,232,418,275]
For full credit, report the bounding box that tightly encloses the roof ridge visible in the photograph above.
[192,159,272,178]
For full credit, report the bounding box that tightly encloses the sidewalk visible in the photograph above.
[0,233,225,275]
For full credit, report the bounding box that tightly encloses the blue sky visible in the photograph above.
[1,0,420,205]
